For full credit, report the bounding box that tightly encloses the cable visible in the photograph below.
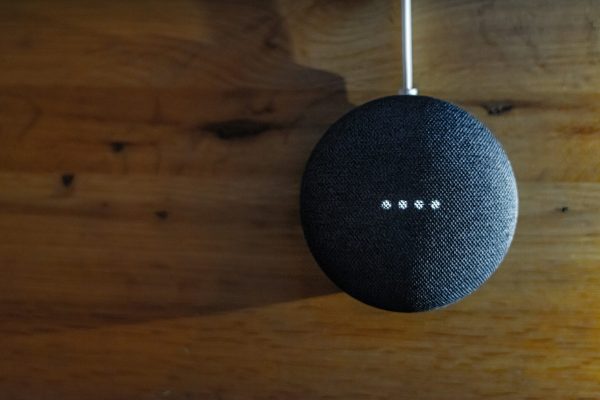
[399,0,418,95]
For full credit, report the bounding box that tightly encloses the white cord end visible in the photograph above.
[399,88,418,96]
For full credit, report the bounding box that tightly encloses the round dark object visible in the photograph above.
[300,95,518,312]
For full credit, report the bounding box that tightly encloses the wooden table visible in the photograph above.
[0,1,599,398]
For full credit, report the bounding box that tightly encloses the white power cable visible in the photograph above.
[399,0,418,95]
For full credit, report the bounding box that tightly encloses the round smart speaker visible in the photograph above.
[300,95,518,312]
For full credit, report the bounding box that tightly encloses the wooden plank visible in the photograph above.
[0,0,599,399]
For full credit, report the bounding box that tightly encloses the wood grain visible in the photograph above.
[0,0,599,399]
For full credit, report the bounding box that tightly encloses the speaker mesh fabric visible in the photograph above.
[300,95,518,312]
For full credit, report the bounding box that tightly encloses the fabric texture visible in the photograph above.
[300,95,518,312]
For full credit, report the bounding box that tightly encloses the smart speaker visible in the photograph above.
[299,0,518,312]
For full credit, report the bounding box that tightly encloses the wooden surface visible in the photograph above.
[0,0,599,398]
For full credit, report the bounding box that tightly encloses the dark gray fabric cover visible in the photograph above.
[300,95,518,312]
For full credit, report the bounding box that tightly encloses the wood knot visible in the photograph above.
[155,210,169,220]
[203,119,279,140]
[61,174,75,188]
[482,101,514,116]
[110,141,127,153]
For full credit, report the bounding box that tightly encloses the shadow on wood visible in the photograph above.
[0,0,352,333]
